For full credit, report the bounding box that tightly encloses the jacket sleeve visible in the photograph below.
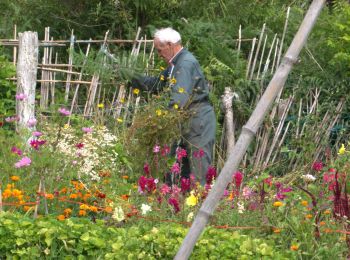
[169,61,196,108]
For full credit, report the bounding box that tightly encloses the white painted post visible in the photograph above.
[16,31,39,132]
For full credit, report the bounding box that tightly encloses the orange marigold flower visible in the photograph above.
[45,193,54,200]
[10,176,20,181]
[60,187,68,194]
[12,189,22,197]
[319,221,326,226]
[290,245,299,251]
[122,175,129,180]
[70,193,78,199]
[324,209,331,215]
[57,215,65,221]
[17,195,23,201]
[273,228,281,234]
[301,200,308,206]
[79,210,87,216]
[103,179,110,184]
[89,206,98,212]
[105,206,113,213]
[324,228,332,233]
[3,189,12,199]
[273,201,283,207]
[121,194,129,201]
[23,206,32,212]
[63,208,72,216]
[18,200,25,205]
[305,214,313,219]
[83,193,92,201]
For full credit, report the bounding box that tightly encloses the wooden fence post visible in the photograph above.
[16,31,39,132]
[174,0,326,259]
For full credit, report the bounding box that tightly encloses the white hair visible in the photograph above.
[154,28,181,44]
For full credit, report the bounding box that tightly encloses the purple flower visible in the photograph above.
[14,156,31,168]
[15,93,27,101]
[58,107,71,116]
[82,127,93,133]
[171,162,181,174]
[11,146,23,156]
[27,118,37,127]
[32,131,43,137]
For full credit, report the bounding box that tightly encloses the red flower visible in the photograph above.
[206,166,217,185]
[161,144,170,156]
[193,148,205,159]
[180,178,191,193]
[168,197,180,213]
[138,175,156,194]
[233,171,243,188]
[30,140,46,150]
[75,143,84,149]
[312,161,323,171]
[176,147,187,161]
[143,163,150,176]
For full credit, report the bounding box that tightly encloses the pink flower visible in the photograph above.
[32,131,43,137]
[171,162,181,174]
[5,116,19,123]
[312,161,323,171]
[263,175,273,186]
[15,93,27,101]
[11,146,23,156]
[171,185,181,196]
[242,186,253,199]
[82,127,93,133]
[193,148,205,158]
[27,118,37,127]
[138,175,156,194]
[30,140,46,150]
[160,184,171,195]
[75,143,84,149]
[206,166,216,185]
[153,145,160,153]
[14,156,31,168]
[176,147,187,161]
[58,107,70,116]
[168,197,180,213]
[161,145,170,156]
[72,160,78,165]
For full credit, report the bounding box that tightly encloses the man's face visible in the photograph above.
[154,38,174,64]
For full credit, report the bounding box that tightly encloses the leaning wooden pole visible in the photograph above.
[174,1,326,259]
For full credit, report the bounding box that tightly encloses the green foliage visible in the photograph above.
[0,51,16,117]
[0,212,293,259]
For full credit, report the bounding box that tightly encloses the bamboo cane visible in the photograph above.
[64,30,75,102]
[174,1,326,258]
[276,7,291,67]
[261,33,277,81]
[245,37,256,79]
[40,27,50,109]
[33,180,42,219]
[271,121,291,164]
[256,34,268,80]
[271,38,279,74]
[13,24,17,65]
[249,24,266,81]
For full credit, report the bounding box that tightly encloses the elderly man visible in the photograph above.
[132,27,216,186]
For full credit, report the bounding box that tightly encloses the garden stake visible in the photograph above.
[276,7,291,67]
[175,1,327,258]
[64,30,75,103]
[245,37,256,79]
[249,23,265,81]
[256,34,267,80]
[33,180,42,219]
[271,38,279,74]
[261,33,277,83]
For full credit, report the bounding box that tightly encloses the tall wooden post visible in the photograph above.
[175,0,326,259]
[16,31,39,132]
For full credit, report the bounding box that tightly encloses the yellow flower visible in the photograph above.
[301,200,308,207]
[160,66,165,71]
[97,103,104,109]
[12,189,22,197]
[273,201,283,207]
[170,77,177,84]
[133,88,140,95]
[10,176,20,181]
[57,215,65,221]
[117,118,123,123]
[273,228,281,234]
[63,124,70,129]
[120,98,125,103]
[186,192,198,207]
[290,245,299,251]
[160,75,165,81]
[338,144,346,155]
[173,104,179,110]
[80,204,90,210]
[156,109,162,116]
[178,87,185,93]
